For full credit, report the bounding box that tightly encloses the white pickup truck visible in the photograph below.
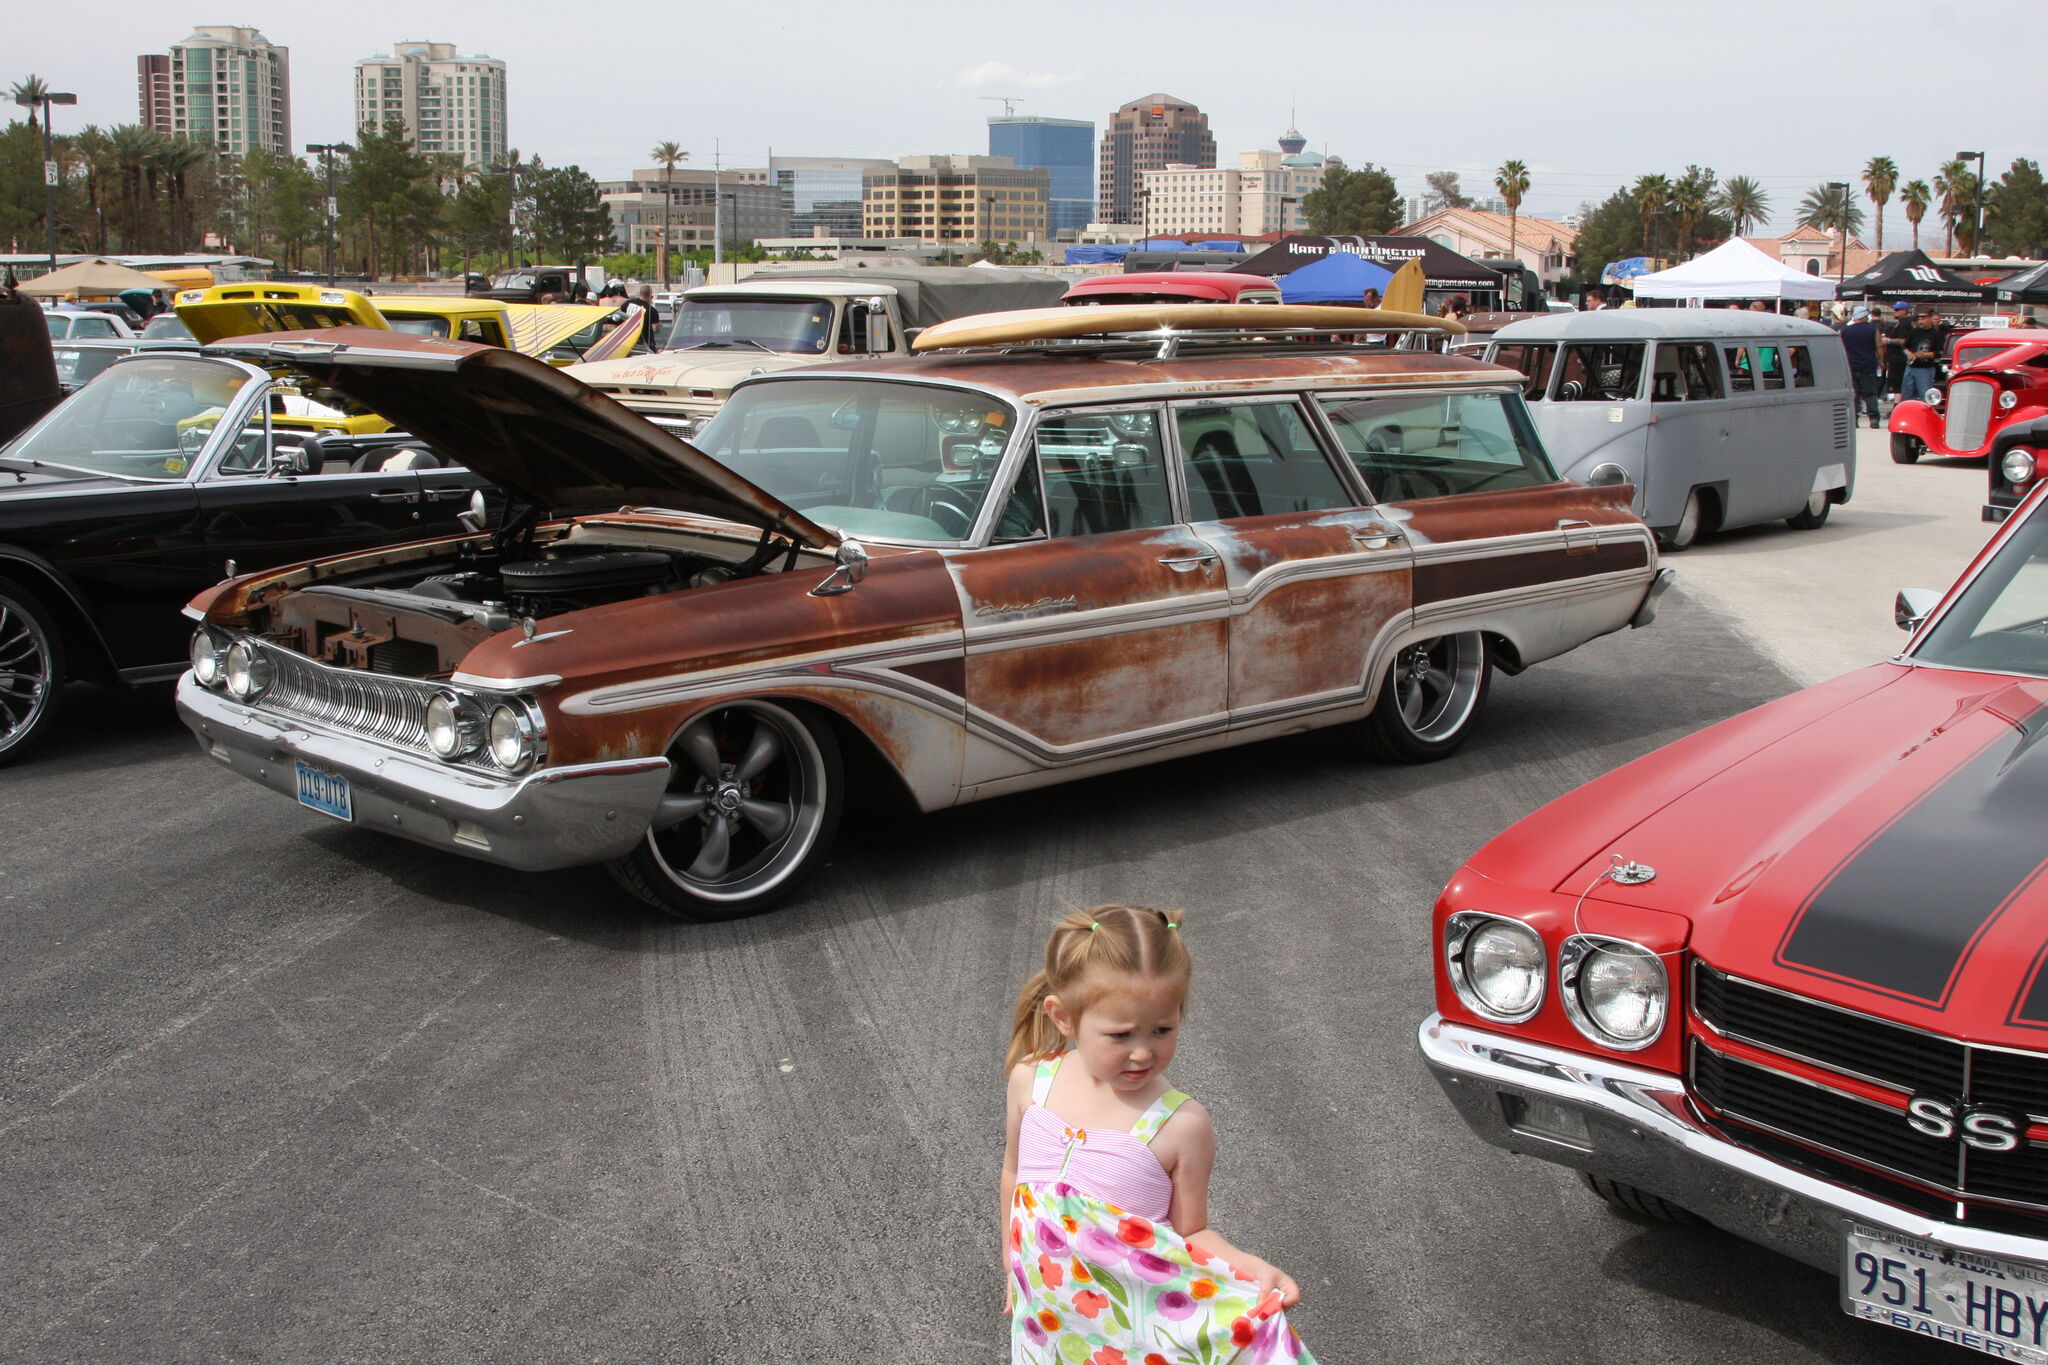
[566,267,1066,436]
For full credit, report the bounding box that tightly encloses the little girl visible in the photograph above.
[1000,906,1314,1365]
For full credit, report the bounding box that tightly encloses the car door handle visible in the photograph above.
[370,489,420,503]
[1351,523,1403,550]
[1157,553,1220,572]
[1558,518,1596,554]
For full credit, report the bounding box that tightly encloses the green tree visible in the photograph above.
[1423,169,1470,212]
[1494,160,1529,260]
[1987,158,2048,258]
[1632,174,1672,259]
[1668,165,1716,260]
[1797,182,1864,239]
[1300,163,1399,236]
[1863,156,1898,254]
[649,139,685,287]
[447,174,509,271]
[526,162,615,265]
[340,119,444,278]
[1570,188,1645,288]
[1934,158,1975,255]
[1900,179,1931,250]
[1716,175,1769,238]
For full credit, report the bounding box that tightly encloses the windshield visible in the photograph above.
[141,314,193,340]
[668,298,834,355]
[1916,515,2048,679]
[0,355,251,479]
[692,379,1015,542]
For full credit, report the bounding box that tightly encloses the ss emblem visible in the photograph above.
[1907,1096,2022,1152]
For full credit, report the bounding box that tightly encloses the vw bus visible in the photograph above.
[1486,311,1855,549]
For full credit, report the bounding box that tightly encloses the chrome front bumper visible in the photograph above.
[178,675,672,872]
[1419,1014,2048,1273]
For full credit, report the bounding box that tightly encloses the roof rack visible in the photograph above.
[911,303,1465,361]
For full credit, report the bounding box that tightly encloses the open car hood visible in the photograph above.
[202,328,836,550]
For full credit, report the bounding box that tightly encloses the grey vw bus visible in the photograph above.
[1486,311,1854,549]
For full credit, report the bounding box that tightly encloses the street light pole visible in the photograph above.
[307,142,351,284]
[15,88,77,273]
[1956,150,1987,254]
[1828,181,1852,294]
[712,139,723,269]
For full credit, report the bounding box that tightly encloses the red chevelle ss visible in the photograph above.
[1422,478,2048,1359]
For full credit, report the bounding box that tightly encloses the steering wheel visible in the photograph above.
[1556,379,1585,401]
[924,487,978,539]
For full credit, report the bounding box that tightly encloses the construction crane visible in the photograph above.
[980,96,1027,117]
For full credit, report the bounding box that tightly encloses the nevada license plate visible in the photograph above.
[295,762,353,821]
[1845,1225,2048,1362]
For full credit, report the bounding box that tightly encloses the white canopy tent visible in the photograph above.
[1629,238,1837,301]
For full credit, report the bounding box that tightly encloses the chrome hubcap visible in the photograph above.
[647,704,823,901]
[0,600,52,752]
[1393,634,1484,742]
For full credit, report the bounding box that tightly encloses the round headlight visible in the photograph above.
[1561,937,1668,1049]
[1446,913,1545,1022]
[487,703,537,773]
[425,692,478,760]
[189,629,227,688]
[1925,386,1943,407]
[2003,448,2037,486]
[223,640,272,700]
[2001,390,2020,411]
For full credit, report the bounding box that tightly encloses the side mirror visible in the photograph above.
[1895,587,1942,632]
[1586,462,1630,487]
[809,539,869,597]
[268,444,314,477]
[458,488,490,534]
[862,296,889,315]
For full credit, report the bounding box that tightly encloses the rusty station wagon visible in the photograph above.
[177,308,1670,918]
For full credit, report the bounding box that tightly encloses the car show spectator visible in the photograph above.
[1840,307,1884,428]
[1900,305,1950,404]
[1882,301,1913,398]
[1360,287,1382,308]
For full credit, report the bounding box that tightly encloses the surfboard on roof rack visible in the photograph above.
[909,303,1466,354]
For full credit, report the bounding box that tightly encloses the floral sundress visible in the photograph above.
[1009,1055,1314,1365]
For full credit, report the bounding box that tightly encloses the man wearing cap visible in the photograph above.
[1840,307,1884,428]
[1900,305,1950,406]
[1881,301,1913,401]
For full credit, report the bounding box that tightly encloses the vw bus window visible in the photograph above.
[1788,345,1815,388]
[1724,346,1755,393]
[1491,343,1557,400]
[1554,343,1644,402]
[1651,343,1725,402]
[1757,345,1786,391]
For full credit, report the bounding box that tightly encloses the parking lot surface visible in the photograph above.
[0,429,1982,1362]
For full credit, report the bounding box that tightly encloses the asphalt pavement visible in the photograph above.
[0,425,1989,1363]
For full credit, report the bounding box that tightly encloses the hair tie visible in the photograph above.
[1165,921,1178,930]
[1088,921,1100,932]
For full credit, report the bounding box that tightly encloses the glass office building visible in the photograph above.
[988,117,1094,238]
[732,158,898,238]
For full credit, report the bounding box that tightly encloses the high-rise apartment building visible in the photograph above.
[987,116,1093,239]
[136,55,173,134]
[862,156,1050,243]
[141,26,291,156]
[1098,94,1214,226]
[354,42,507,167]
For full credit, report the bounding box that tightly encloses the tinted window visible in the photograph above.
[1651,342,1724,402]
[1492,343,1557,399]
[1176,401,1350,520]
[1317,391,1556,501]
[1030,409,1175,538]
[1724,346,1755,393]
[1554,343,1644,401]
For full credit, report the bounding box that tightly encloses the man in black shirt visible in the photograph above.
[1900,305,1949,405]
[1881,300,1913,399]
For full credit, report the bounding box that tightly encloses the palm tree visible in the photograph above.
[1934,158,1972,255]
[1716,175,1770,238]
[1862,156,1898,255]
[1900,180,1931,250]
[9,73,50,106]
[1633,174,1672,259]
[1494,159,1529,262]
[1798,182,1865,238]
[1669,165,1715,259]
[108,123,164,250]
[155,136,213,252]
[650,140,686,288]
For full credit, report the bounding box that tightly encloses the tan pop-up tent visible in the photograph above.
[15,257,179,298]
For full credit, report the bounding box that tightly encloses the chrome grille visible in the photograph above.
[1691,962,2048,1219]
[262,644,437,751]
[1944,378,1995,453]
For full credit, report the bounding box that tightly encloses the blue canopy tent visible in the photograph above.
[1191,241,1244,252]
[1277,250,1395,304]
[1063,245,1131,265]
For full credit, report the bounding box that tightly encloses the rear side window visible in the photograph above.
[1724,346,1755,393]
[1175,401,1351,521]
[1788,346,1815,388]
[1651,342,1724,401]
[1491,342,1557,399]
[1317,391,1555,502]
[1756,345,1785,390]
[1554,343,1644,401]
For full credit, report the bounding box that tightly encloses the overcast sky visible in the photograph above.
[13,0,2043,244]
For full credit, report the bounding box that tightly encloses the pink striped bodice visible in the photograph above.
[1014,1055,1186,1224]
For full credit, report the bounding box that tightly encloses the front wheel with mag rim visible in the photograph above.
[609,700,843,921]
[1361,632,1490,763]
[0,579,65,766]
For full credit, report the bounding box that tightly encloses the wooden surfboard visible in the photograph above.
[911,301,1463,352]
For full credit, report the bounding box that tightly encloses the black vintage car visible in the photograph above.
[0,345,486,762]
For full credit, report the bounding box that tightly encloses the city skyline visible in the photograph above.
[11,0,2043,242]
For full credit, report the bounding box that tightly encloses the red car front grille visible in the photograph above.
[1943,377,1995,453]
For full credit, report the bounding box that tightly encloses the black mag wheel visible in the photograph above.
[608,700,842,921]
[1361,631,1490,764]
[0,580,64,766]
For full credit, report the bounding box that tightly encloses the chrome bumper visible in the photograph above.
[1419,1014,2048,1273]
[178,675,672,872]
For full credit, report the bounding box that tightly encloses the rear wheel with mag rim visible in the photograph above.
[0,579,64,766]
[1361,631,1490,763]
[609,700,843,921]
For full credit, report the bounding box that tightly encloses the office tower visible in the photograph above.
[987,116,1093,238]
[1098,94,1214,226]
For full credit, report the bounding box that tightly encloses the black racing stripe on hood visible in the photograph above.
[2012,947,2048,1030]
[1777,698,2048,1005]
